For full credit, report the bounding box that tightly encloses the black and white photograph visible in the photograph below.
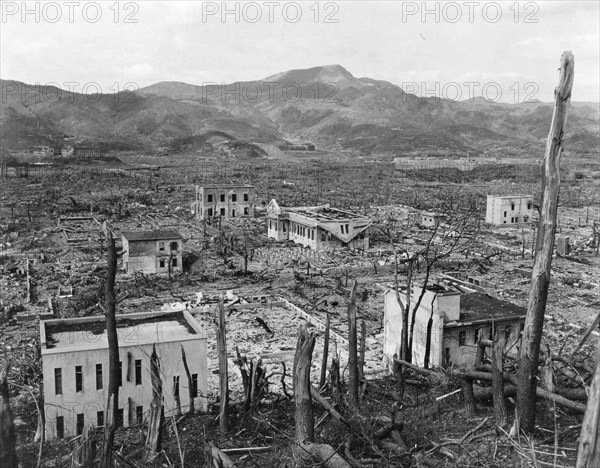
[1,1,599,466]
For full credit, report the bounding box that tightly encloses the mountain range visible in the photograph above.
[1,64,598,156]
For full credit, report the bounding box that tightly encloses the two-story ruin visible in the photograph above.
[485,195,534,225]
[122,230,183,275]
[383,283,526,368]
[192,184,255,220]
[40,310,207,440]
[266,199,371,251]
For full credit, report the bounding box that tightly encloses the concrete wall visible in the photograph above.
[123,237,182,275]
[43,337,207,440]
[195,186,254,220]
[486,196,533,225]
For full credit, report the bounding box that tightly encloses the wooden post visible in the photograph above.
[517,51,574,433]
[358,319,367,384]
[576,339,600,467]
[293,324,317,445]
[347,281,359,410]
[100,235,119,468]
[181,345,195,414]
[216,299,229,434]
[0,365,18,468]
[145,344,164,463]
[492,329,508,426]
[319,314,330,390]
[461,377,476,416]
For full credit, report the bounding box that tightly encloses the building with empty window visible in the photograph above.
[40,310,208,440]
[383,283,526,369]
[420,211,446,228]
[122,231,183,275]
[266,199,371,251]
[485,195,534,225]
[192,184,255,220]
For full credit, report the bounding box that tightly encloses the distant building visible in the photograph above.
[485,195,534,225]
[73,146,102,157]
[266,199,371,251]
[122,230,183,275]
[383,283,526,368]
[30,146,53,157]
[192,184,255,220]
[40,310,207,440]
[420,211,446,228]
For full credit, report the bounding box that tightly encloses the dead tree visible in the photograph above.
[358,319,367,385]
[181,345,195,414]
[293,324,317,445]
[100,235,119,468]
[461,377,476,416]
[145,345,164,463]
[492,329,508,426]
[216,300,229,433]
[0,365,18,468]
[319,313,331,390]
[576,339,600,467]
[347,281,359,410]
[516,51,575,434]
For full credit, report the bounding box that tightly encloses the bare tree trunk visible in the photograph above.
[293,324,317,445]
[576,340,600,467]
[347,281,359,410]
[101,236,119,468]
[0,365,18,468]
[181,345,195,414]
[217,300,229,434]
[517,51,574,433]
[492,330,508,426]
[319,313,330,390]
[330,351,341,405]
[145,345,164,463]
[358,320,367,384]
[423,296,436,369]
[461,377,476,416]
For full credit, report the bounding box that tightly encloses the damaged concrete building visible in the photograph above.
[40,310,207,440]
[266,199,371,251]
[192,184,255,220]
[383,283,526,369]
[485,194,534,225]
[122,230,183,275]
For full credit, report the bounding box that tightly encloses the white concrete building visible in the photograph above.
[122,231,183,275]
[485,195,534,225]
[40,310,207,440]
[266,199,371,251]
[383,284,526,368]
[192,184,255,220]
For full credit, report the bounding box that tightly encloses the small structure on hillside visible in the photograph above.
[122,230,182,275]
[383,283,526,368]
[192,184,255,220]
[420,211,446,228]
[266,199,371,251]
[485,194,534,225]
[40,310,207,440]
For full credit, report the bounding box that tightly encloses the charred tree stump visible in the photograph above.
[347,281,359,410]
[576,340,600,468]
[0,365,18,468]
[100,236,119,468]
[517,51,574,433]
[492,331,508,426]
[217,299,229,433]
[319,313,331,390]
[181,345,195,414]
[330,351,341,406]
[293,324,317,446]
[145,345,164,463]
[461,377,476,417]
[358,319,367,385]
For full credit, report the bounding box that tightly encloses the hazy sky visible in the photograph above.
[1,1,599,102]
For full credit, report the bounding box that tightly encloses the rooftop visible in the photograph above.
[41,311,203,352]
[487,194,533,199]
[286,205,370,222]
[198,184,254,189]
[449,292,526,326]
[122,230,181,242]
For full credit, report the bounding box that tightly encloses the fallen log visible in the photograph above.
[206,441,235,468]
[301,442,352,468]
[311,386,351,429]
[393,359,446,381]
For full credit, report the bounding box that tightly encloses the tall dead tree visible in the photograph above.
[516,51,575,433]
[181,345,195,414]
[293,324,317,445]
[145,345,164,463]
[100,235,119,468]
[0,365,18,468]
[347,281,359,410]
[319,314,331,390]
[216,300,229,433]
[492,328,508,426]
[576,339,600,467]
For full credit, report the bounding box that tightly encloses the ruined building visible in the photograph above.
[40,310,207,440]
[266,199,371,251]
[192,184,255,220]
[485,194,534,225]
[122,230,183,275]
[383,283,526,368]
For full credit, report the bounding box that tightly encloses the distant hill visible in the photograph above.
[1,65,598,155]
